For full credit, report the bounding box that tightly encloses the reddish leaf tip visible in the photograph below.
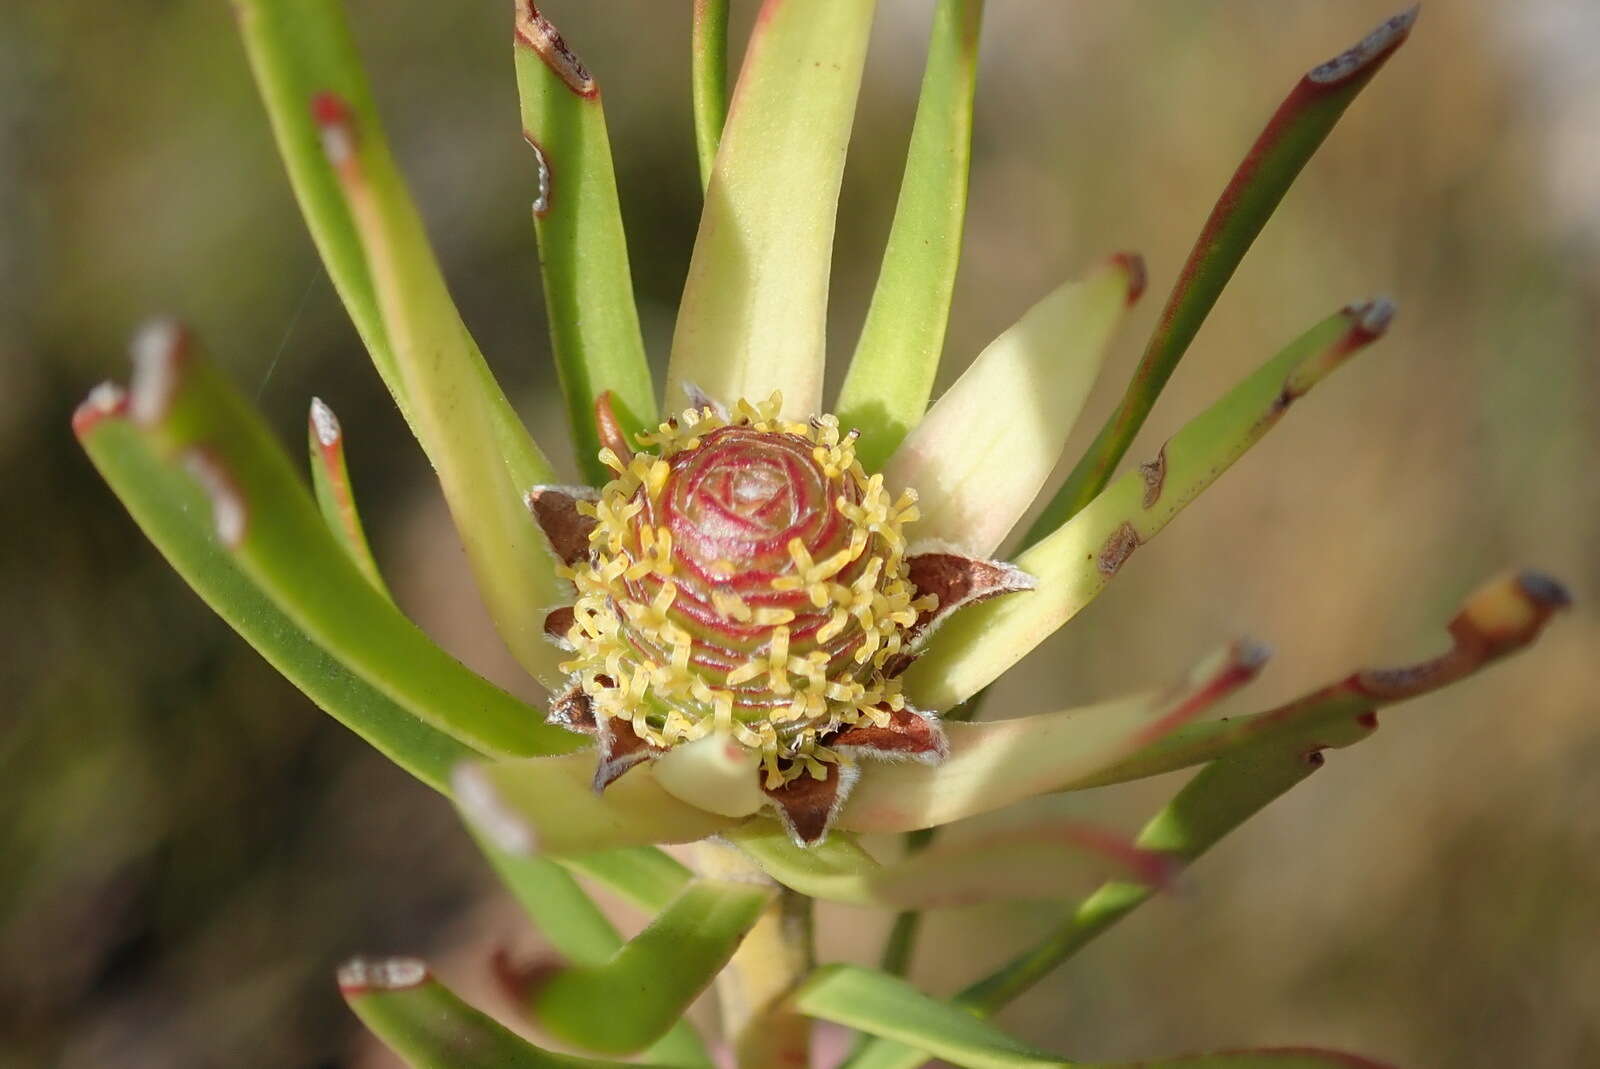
[1344,296,1396,342]
[1233,637,1275,674]
[490,947,562,1005]
[1306,6,1419,87]
[128,318,190,426]
[1516,569,1572,611]
[1112,251,1148,306]
[514,2,598,98]
[1453,568,1571,654]
[337,955,430,996]
[308,396,342,449]
[72,381,128,437]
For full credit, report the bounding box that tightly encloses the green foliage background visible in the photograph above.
[2,1,1596,1065]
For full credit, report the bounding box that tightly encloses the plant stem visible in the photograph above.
[694,842,815,1069]
[960,744,1316,1010]
[876,691,985,976]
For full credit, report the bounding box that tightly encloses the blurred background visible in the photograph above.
[3,1,1598,1065]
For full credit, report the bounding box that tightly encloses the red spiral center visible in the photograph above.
[660,427,851,576]
[608,425,877,699]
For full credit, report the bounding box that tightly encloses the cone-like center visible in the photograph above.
[561,396,930,786]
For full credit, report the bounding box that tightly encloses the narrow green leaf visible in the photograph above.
[844,641,1264,833]
[1097,1053,1397,1069]
[472,831,623,967]
[310,91,571,688]
[883,255,1142,556]
[1070,571,1572,790]
[83,381,709,1065]
[691,0,731,190]
[307,397,389,596]
[234,0,553,492]
[665,0,877,418]
[338,958,623,1069]
[794,965,1066,1069]
[454,753,738,857]
[75,390,476,793]
[1036,8,1417,533]
[514,3,657,484]
[233,0,401,415]
[855,570,1570,1067]
[730,818,1170,908]
[470,833,714,1067]
[818,957,1397,1069]
[116,324,579,758]
[525,880,773,1054]
[907,301,1393,712]
[956,748,1325,1016]
[836,0,984,466]
[560,847,694,915]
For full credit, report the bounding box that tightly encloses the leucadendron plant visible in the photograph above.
[75,2,1568,1066]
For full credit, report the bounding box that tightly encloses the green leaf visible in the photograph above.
[844,641,1265,833]
[454,753,738,857]
[836,0,984,466]
[232,0,401,417]
[470,834,713,1067]
[836,572,1568,1069]
[906,301,1393,713]
[812,966,1397,1069]
[525,880,773,1054]
[338,958,624,1069]
[309,90,572,689]
[83,379,711,1065]
[472,831,623,967]
[560,847,694,915]
[1070,570,1573,790]
[234,0,553,493]
[665,0,877,418]
[92,334,579,759]
[729,818,1170,908]
[307,397,389,596]
[514,4,657,485]
[1034,8,1417,534]
[1096,1054,1397,1068]
[75,391,477,793]
[883,255,1141,556]
[962,571,1568,1017]
[691,0,731,190]
[794,965,1066,1069]
[958,747,1324,1016]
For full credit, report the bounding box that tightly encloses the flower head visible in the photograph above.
[533,392,1029,843]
